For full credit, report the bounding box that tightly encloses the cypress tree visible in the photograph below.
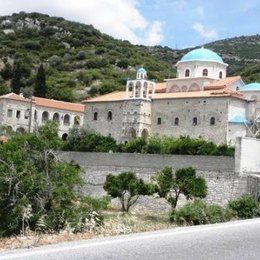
[11,60,22,94]
[34,64,46,97]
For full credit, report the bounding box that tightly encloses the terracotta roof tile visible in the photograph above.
[0,93,33,103]
[84,88,246,103]
[83,91,125,103]
[204,76,241,90]
[0,93,85,113]
[155,82,166,93]
[34,97,85,113]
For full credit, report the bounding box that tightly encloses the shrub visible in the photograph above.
[122,137,147,153]
[76,51,86,60]
[170,200,232,225]
[228,195,260,219]
[63,127,118,152]
[0,122,103,236]
[103,172,155,212]
[119,136,235,156]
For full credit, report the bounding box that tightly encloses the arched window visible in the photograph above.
[210,117,215,125]
[185,69,190,77]
[202,69,208,77]
[141,129,149,139]
[107,111,112,121]
[157,117,162,125]
[93,112,98,120]
[174,117,179,126]
[53,113,60,123]
[62,133,68,141]
[63,114,70,126]
[219,71,223,79]
[42,111,49,123]
[193,117,198,126]
[74,115,80,125]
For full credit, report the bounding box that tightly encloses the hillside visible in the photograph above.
[0,12,259,102]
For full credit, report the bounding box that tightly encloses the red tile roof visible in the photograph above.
[204,76,241,90]
[34,97,84,113]
[84,88,246,103]
[0,93,85,113]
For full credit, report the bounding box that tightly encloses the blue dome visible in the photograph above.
[240,82,260,92]
[180,48,224,63]
[137,67,147,73]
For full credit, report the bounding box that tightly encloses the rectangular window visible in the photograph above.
[7,109,13,118]
[16,110,21,119]
[24,109,30,119]
[157,117,162,125]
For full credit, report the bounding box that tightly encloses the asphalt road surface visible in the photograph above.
[1,218,260,260]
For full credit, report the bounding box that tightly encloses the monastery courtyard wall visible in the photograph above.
[59,152,253,211]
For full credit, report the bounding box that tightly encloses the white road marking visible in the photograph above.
[1,218,260,259]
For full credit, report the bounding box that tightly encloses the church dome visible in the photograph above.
[180,48,224,63]
[240,82,260,91]
[137,67,147,74]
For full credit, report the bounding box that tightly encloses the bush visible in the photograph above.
[170,200,232,225]
[63,127,118,152]
[0,122,103,236]
[76,51,86,60]
[120,136,235,156]
[228,195,260,219]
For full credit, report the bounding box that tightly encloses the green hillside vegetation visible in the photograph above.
[0,12,259,102]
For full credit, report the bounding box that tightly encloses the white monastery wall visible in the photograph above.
[235,137,260,174]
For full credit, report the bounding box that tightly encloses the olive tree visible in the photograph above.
[103,172,154,212]
[154,167,207,209]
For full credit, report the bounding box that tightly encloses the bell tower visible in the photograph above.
[121,67,155,142]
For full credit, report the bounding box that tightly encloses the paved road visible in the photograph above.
[1,218,260,260]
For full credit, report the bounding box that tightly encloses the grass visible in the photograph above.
[0,206,175,251]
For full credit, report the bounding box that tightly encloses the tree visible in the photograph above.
[11,60,23,94]
[0,121,102,236]
[0,62,12,80]
[103,172,154,212]
[154,167,207,209]
[34,64,46,97]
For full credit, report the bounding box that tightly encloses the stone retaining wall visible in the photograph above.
[59,152,248,209]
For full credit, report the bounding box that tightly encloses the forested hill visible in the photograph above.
[0,12,259,102]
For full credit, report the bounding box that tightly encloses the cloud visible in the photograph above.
[144,21,164,46]
[193,23,218,40]
[0,0,164,45]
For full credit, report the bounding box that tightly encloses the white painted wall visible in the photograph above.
[235,137,260,174]
[177,61,227,80]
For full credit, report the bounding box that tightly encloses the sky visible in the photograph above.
[0,0,259,49]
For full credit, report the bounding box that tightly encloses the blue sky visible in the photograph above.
[0,0,259,49]
[138,0,260,48]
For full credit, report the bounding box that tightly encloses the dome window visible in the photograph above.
[202,69,208,77]
[185,69,190,77]
[219,71,223,79]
